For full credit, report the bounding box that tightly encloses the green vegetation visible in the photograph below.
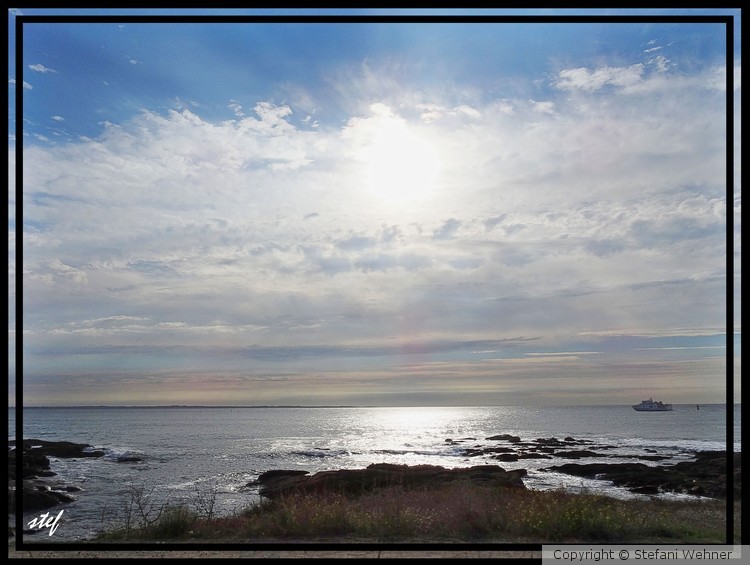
[94,483,737,543]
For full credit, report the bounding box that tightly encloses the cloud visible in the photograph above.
[18,52,731,405]
[647,55,671,73]
[28,63,58,74]
[51,115,65,121]
[417,103,482,123]
[530,100,555,114]
[554,63,644,91]
[227,100,245,117]
[432,218,461,240]
[9,78,33,89]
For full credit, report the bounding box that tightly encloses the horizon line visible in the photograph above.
[9,402,738,409]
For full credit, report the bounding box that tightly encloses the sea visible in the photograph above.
[9,404,741,542]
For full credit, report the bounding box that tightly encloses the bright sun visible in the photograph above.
[357,110,440,205]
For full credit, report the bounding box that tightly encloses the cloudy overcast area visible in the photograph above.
[9,9,741,406]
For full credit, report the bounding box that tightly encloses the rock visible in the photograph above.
[10,439,105,459]
[534,437,566,446]
[9,438,105,515]
[256,463,527,499]
[554,450,603,459]
[21,482,75,511]
[486,434,521,442]
[462,446,514,457]
[8,449,54,480]
[518,453,552,460]
[255,469,309,482]
[490,453,519,462]
[631,485,660,495]
[544,451,741,499]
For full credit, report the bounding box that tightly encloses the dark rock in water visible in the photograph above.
[554,450,603,459]
[19,481,75,511]
[463,446,515,457]
[518,453,552,460]
[10,439,105,459]
[631,485,660,495]
[9,439,105,481]
[9,438,105,515]
[544,451,741,499]
[563,436,594,444]
[256,463,527,499]
[490,453,519,462]
[8,450,55,480]
[534,437,567,446]
[486,434,521,443]
[256,469,309,482]
[246,469,309,489]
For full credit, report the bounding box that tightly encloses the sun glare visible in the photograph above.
[358,113,440,205]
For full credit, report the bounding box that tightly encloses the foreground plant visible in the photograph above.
[95,483,734,543]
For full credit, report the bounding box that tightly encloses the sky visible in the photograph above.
[9,8,741,406]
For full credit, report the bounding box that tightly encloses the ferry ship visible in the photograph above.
[632,398,673,411]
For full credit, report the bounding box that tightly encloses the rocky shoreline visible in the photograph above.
[248,432,740,502]
[9,435,739,540]
[250,462,528,499]
[8,439,104,515]
[444,433,741,500]
[8,439,145,517]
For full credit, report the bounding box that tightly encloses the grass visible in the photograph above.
[94,483,737,544]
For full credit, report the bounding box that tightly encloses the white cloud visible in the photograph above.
[9,78,32,89]
[227,100,245,117]
[28,63,58,74]
[51,115,65,121]
[417,103,482,123]
[554,63,644,91]
[530,100,555,114]
[647,55,671,73]
[19,59,730,403]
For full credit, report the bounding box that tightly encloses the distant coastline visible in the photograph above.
[10,403,738,409]
[13,404,376,409]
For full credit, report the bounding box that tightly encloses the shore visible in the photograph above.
[10,438,740,548]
